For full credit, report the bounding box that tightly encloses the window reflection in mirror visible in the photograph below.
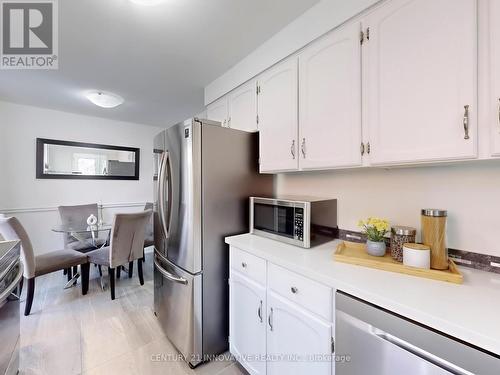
[36,139,140,180]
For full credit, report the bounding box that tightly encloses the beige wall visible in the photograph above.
[276,160,500,257]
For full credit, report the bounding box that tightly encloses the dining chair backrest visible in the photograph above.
[144,202,153,238]
[0,217,36,279]
[109,210,152,268]
[58,203,99,244]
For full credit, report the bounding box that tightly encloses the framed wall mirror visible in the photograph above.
[36,138,140,180]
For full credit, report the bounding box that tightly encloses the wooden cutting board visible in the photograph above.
[334,241,463,284]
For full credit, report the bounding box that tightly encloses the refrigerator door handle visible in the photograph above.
[154,258,188,285]
[158,151,172,239]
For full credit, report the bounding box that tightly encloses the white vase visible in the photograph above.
[87,214,97,226]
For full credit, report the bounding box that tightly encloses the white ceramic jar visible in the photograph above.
[403,243,430,269]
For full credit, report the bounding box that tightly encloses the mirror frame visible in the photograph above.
[36,138,140,180]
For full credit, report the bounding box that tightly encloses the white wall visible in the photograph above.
[205,0,380,104]
[0,100,163,254]
[276,161,500,257]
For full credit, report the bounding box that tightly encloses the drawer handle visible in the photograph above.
[290,286,298,294]
[241,262,247,268]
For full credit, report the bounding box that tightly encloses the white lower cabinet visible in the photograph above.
[266,291,333,375]
[229,247,335,375]
[229,271,266,375]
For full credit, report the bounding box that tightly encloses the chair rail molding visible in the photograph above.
[0,202,146,215]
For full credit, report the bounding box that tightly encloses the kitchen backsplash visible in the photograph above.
[276,160,500,258]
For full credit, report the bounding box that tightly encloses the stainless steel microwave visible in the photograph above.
[249,197,337,248]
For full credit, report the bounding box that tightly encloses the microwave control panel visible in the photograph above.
[294,208,304,241]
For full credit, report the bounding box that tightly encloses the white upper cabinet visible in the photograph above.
[206,96,229,127]
[258,58,299,173]
[229,79,258,132]
[299,22,363,170]
[266,291,332,375]
[363,0,478,165]
[490,0,500,156]
[230,271,267,375]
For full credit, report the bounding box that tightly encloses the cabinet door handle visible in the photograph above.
[228,117,231,128]
[463,105,470,140]
[258,300,263,323]
[241,262,247,268]
[290,140,296,159]
[290,286,298,294]
[223,119,227,127]
[497,99,500,127]
[301,138,306,158]
[268,307,274,331]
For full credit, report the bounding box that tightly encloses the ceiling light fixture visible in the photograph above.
[85,91,124,108]
[129,0,165,6]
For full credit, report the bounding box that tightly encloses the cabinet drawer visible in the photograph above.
[230,247,266,285]
[268,263,332,321]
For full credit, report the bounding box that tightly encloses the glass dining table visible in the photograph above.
[52,223,112,289]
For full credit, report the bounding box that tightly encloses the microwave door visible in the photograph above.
[254,203,295,238]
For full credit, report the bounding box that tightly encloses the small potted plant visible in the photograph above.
[357,217,390,256]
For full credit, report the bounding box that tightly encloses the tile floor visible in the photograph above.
[19,251,246,375]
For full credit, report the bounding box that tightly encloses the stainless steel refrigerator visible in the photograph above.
[153,118,273,368]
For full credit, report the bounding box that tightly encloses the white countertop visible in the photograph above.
[225,233,500,356]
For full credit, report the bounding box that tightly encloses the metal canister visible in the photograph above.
[390,226,416,262]
[421,209,448,270]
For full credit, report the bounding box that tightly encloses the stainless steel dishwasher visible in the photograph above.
[0,241,22,375]
[335,291,500,375]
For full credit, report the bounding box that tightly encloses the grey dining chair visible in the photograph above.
[0,217,90,316]
[144,202,154,249]
[57,203,106,252]
[86,210,152,300]
[58,203,107,279]
[120,203,154,279]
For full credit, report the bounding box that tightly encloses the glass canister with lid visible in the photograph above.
[390,226,417,262]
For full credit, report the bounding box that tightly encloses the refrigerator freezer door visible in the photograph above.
[160,120,202,274]
[154,251,203,366]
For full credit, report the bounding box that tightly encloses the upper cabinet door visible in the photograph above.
[229,80,258,132]
[266,291,332,375]
[258,58,299,173]
[206,97,229,127]
[364,0,477,165]
[490,0,500,156]
[299,22,362,170]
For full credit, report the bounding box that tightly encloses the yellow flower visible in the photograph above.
[361,217,389,232]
